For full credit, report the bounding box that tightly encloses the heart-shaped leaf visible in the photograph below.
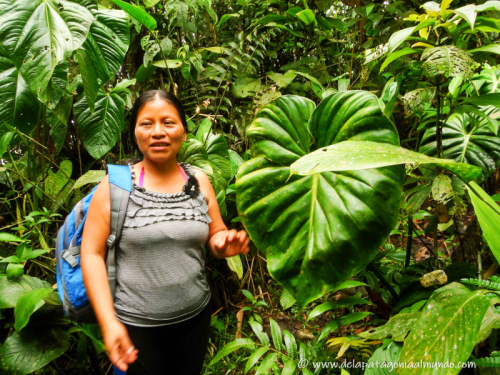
[74,89,126,159]
[77,8,129,112]
[419,106,500,183]
[0,54,41,134]
[236,92,404,308]
[0,0,94,101]
[0,327,70,374]
[0,275,51,309]
[14,288,53,331]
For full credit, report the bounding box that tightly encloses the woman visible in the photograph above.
[81,90,250,374]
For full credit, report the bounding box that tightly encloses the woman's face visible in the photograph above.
[134,98,186,163]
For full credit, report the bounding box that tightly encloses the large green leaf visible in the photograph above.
[0,54,41,134]
[468,182,500,264]
[205,133,231,195]
[77,8,129,112]
[474,64,500,94]
[0,327,70,374]
[359,312,421,342]
[74,89,126,159]
[419,107,500,184]
[291,140,482,183]
[398,283,491,375]
[366,342,403,375]
[14,288,53,331]
[0,275,51,309]
[0,0,94,101]
[177,138,214,183]
[236,92,404,308]
[45,160,72,201]
[421,46,477,79]
[47,94,73,152]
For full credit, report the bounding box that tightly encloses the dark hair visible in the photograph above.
[129,90,188,150]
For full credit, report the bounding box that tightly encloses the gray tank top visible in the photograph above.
[114,163,212,327]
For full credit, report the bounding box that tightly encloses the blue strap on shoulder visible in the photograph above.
[107,164,132,193]
[106,164,132,299]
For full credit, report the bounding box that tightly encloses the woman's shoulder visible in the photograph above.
[180,163,209,183]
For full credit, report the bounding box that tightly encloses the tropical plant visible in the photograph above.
[236,91,404,308]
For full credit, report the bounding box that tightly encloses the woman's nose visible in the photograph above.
[151,122,166,137]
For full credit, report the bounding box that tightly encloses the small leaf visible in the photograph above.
[255,353,278,375]
[249,321,270,346]
[319,320,339,341]
[73,170,106,190]
[244,346,269,374]
[338,311,372,326]
[151,59,183,69]
[242,289,256,304]
[0,131,14,159]
[308,302,335,322]
[453,4,477,30]
[226,255,243,279]
[332,280,368,292]
[280,288,297,310]
[196,118,212,142]
[269,318,283,352]
[295,9,317,26]
[0,232,25,242]
[109,0,156,31]
[6,263,24,280]
[283,330,297,359]
[380,48,421,72]
[208,338,255,366]
[470,44,500,57]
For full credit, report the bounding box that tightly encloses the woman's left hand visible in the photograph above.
[211,229,250,258]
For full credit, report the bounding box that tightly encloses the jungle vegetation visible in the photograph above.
[1,0,500,374]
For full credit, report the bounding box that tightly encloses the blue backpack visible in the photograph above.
[55,165,132,322]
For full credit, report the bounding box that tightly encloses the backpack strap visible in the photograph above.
[106,165,132,298]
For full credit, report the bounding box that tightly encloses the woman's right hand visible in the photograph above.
[103,319,139,372]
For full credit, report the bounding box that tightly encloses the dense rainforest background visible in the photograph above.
[1,0,500,374]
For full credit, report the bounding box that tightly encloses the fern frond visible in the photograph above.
[461,278,500,291]
[489,275,500,283]
[269,318,283,352]
[283,330,297,359]
[473,352,500,367]
[208,338,256,366]
[249,320,270,346]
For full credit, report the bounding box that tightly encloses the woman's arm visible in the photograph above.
[80,176,138,371]
[194,170,250,259]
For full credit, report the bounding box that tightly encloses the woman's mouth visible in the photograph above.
[150,143,171,149]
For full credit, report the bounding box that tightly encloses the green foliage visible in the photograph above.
[392,283,492,375]
[462,276,500,291]
[291,140,482,183]
[0,0,499,372]
[473,351,500,368]
[0,327,71,375]
[468,181,500,264]
[237,92,404,308]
